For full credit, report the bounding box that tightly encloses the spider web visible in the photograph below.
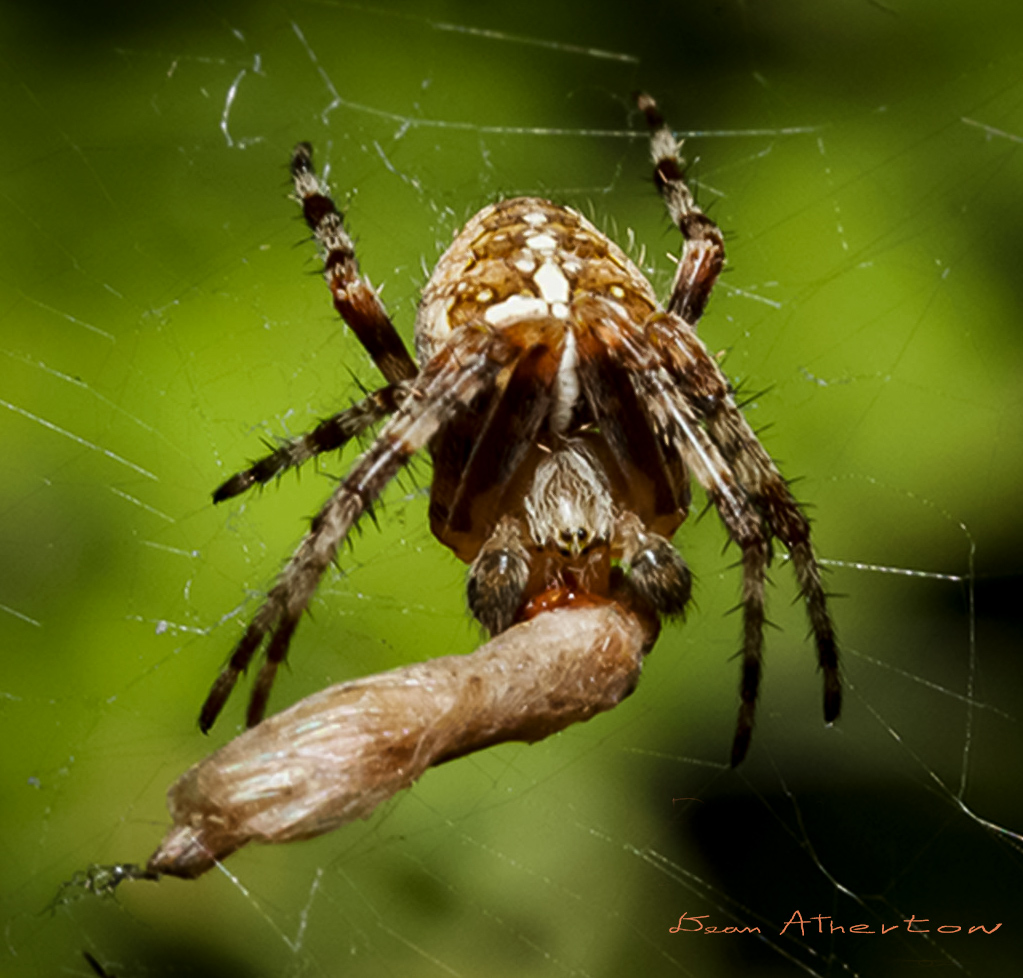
[3,1,1022,975]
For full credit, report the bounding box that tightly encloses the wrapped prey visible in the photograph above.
[149,599,658,878]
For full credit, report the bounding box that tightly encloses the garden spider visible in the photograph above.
[200,93,840,765]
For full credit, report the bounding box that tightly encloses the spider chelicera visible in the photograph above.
[200,93,840,766]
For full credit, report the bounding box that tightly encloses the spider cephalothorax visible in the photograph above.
[200,94,840,765]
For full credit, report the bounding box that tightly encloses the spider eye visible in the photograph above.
[555,526,594,557]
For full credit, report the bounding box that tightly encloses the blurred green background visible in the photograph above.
[2,1,1022,975]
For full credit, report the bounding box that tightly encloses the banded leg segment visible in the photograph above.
[636,94,726,327]
[697,395,839,732]
[212,384,405,503]
[646,315,841,744]
[633,367,773,765]
[291,143,418,385]
[199,326,517,732]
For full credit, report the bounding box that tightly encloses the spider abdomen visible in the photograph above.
[415,197,660,364]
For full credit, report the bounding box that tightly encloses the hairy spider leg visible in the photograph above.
[291,143,418,386]
[626,358,770,766]
[437,340,556,545]
[211,144,418,504]
[439,340,557,635]
[573,305,687,523]
[636,93,726,327]
[649,317,839,753]
[572,309,693,614]
[212,384,404,503]
[199,326,518,732]
[638,94,839,764]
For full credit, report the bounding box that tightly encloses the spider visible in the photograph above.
[200,93,840,766]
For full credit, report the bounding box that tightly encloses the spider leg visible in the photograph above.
[574,309,684,519]
[291,143,418,385]
[443,341,554,538]
[572,309,692,616]
[447,342,555,634]
[636,93,726,328]
[199,325,516,732]
[686,373,840,731]
[212,383,404,503]
[632,365,772,764]
[640,316,840,763]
